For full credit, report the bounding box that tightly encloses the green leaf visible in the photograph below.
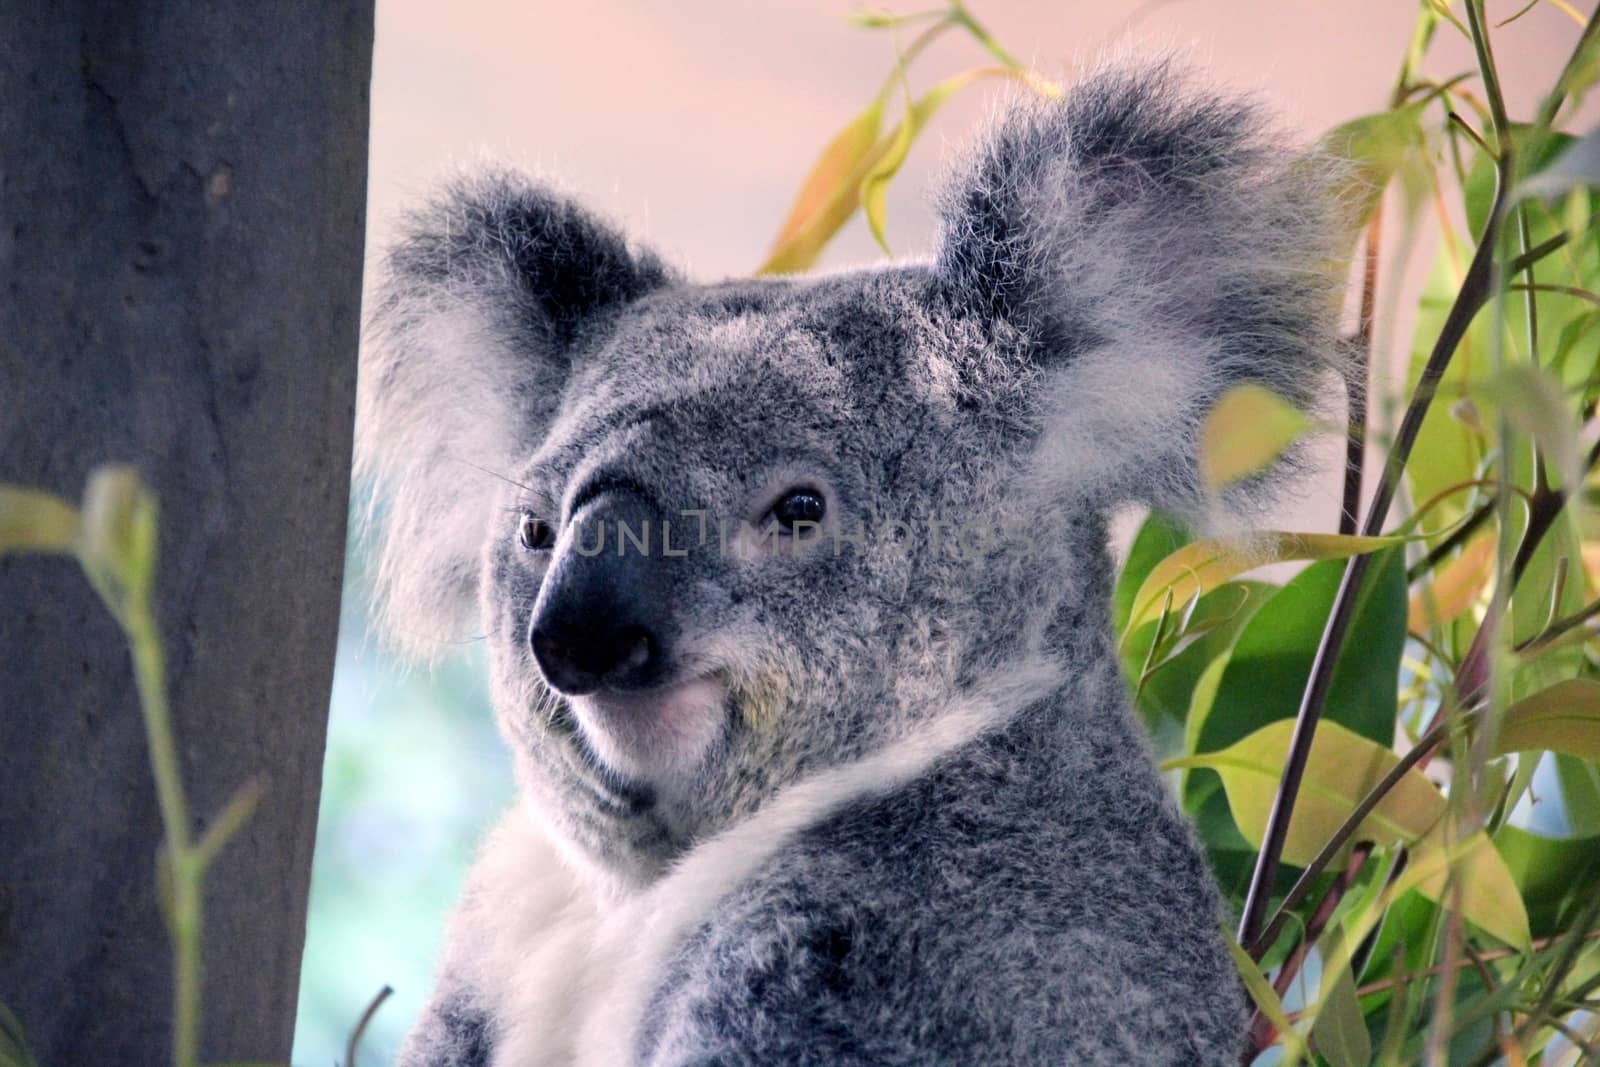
[1495,678,1600,760]
[1186,548,1407,761]
[1403,248,1491,547]
[1198,384,1311,492]
[1358,888,1438,989]
[1224,931,1309,1062]
[1112,511,1191,635]
[1554,752,1600,835]
[1122,532,1400,636]
[1310,958,1373,1067]
[1126,581,1273,730]
[1407,122,1600,578]
[1496,824,1600,938]
[1318,103,1431,238]
[1494,363,1584,494]
[0,485,80,556]
[1518,125,1600,201]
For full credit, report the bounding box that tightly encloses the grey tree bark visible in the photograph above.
[0,3,373,1062]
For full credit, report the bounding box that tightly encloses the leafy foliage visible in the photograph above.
[0,469,260,1067]
[775,2,1600,1062]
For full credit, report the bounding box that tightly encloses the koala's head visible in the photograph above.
[358,66,1345,884]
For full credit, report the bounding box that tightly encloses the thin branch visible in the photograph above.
[1247,843,1373,1051]
[1509,281,1600,308]
[344,985,394,1067]
[1516,593,1600,653]
[1344,214,1381,534]
[1508,231,1572,276]
[1407,498,1496,582]
[1309,929,1600,1008]
[1513,889,1600,1047]
[1448,110,1497,160]
[1234,123,1514,953]
[1462,940,1512,1057]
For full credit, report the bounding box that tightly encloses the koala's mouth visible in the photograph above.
[566,673,727,785]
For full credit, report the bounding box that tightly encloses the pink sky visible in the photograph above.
[365,1,1592,532]
[368,2,1583,275]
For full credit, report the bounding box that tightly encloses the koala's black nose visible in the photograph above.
[529,489,671,696]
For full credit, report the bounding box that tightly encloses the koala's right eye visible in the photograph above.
[518,513,556,551]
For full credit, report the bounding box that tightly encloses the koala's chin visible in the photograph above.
[565,676,726,786]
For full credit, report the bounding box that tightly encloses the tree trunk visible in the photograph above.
[0,3,373,1061]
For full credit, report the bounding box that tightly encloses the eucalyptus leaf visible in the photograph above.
[1407,530,1493,633]
[1496,678,1600,761]
[1317,102,1431,241]
[1198,384,1311,492]
[1113,511,1191,635]
[1168,717,1531,947]
[1518,125,1600,201]
[1224,931,1309,1062]
[1123,533,1400,636]
[1496,824,1600,938]
[0,486,80,556]
[1185,548,1406,761]
[861,66,1021,253]
[1310,958,1372,1067]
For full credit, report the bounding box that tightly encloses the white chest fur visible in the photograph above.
[447,666,1055,1065]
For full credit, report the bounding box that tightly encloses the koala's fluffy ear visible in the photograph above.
[357,171,671,657]
[935,62,1348,522]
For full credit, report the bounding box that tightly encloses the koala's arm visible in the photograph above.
[638,714,1245,1067]
[396,811,600,1066]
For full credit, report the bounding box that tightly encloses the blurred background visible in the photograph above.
[290,3,1587,1062]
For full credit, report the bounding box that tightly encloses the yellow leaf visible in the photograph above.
[1167,720,1441,861]
[1582,542,1600,595]
[1199,385,1311,492]
[0,485,80,556]
[861,100,915,254]
[1167,719,1530,947]
[1407,530,1494,633]
[1124,532,1399,636]
[761,67,1030,273]
[766,100,884,257]
[862,66,1021,255]
[1400,825,1532,950]
[79,465,159,608]
[1224,931,1309,1062]
[1495,678,1600,761]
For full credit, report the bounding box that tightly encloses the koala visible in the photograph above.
[357,62,1346,1067]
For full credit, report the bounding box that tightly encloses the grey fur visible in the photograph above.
[364,62,1345,1066]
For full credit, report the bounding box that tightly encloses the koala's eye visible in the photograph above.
[518,513,556,551]
[770,488,826,531]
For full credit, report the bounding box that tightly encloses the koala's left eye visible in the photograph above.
[771,488,826,530]
[518,512,556,551]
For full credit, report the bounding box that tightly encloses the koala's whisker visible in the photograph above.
[447,455,534,492]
